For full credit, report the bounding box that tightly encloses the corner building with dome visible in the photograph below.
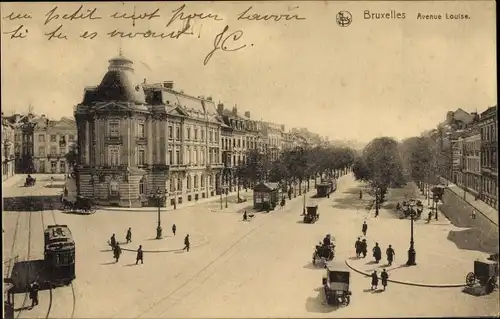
[74,54,224,207]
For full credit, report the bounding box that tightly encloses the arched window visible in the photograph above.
[209,175,213,186]
[194,175,198,188]
[177,177,182,191]
[170,178,174,192]
[187,175,192,190]
[139,176,147,195]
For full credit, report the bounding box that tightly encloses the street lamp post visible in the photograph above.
[434,196,439,220]
[406,198,417,266]
[225,187,228,208]
[149,187,167,239]
[302,191,306,215]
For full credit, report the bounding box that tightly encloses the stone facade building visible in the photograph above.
[74,54,223,208]
[1,116,16,180]
[460,131,481,195]
[478,105,497,208]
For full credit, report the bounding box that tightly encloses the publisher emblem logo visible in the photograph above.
[336,11,352,27]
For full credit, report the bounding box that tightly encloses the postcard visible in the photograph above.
[1,1,498,318]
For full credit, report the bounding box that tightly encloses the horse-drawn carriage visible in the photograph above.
[312,241,335,266]
[61,195,96,214]
[303,205,319,223]
[465,258,499,294]
[24,175,36,187]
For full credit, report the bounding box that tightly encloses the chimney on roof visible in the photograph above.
[163,81,174,89]
[143,78,147,84]
[244,111,250,118]
[232,105,238,116]
[217,102,224,115]
[41,114,46,118]
[207,96,212,101]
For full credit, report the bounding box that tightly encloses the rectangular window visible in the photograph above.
[201,129,205,141]
[68,135,75,142]
[138,123,145,138]
[39,134,45,142]
[176,127,181,140]
[51,161,57,173]
[176,150,180,164]
[38,147,45,156]
[187,127,191,140]
[168,150,173,165]
[209,131,213,142]
[108,121,120,137]
[194,128,198,140]
[108,146,120,166]
[50,146,57,155]
[138,149,145,165]
[168,126,173,139]
[50,135,57,142]
[60,161,66,173]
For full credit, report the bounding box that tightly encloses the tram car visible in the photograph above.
[44,225,76,285]
[316,179,337,198]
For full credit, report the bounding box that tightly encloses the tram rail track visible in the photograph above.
[14,206,33,319]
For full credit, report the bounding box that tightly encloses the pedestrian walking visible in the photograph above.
[243,211,248,222]
[359,190,363,199]
[183,234,190,252]
[29,280,40,308]
[172,224,176,236]
[372,242,381,263]
[360,238,367,258]
[362,221,368,236]
[113,242,122,262]
[371,271,379,290]
[136,245,143,264]
[386,245,395,266]
[427,211,432,223]
[126,227,132,244]
[109,233,116,249]
[355,237,362,257]
[472,210,476,220]
[381,269,389,291]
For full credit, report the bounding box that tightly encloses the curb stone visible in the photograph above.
[344,259,466,288]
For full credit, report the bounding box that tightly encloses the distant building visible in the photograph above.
[1,115,16,180]
[478,105,497,208]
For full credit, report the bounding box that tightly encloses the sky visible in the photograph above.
[1,1,496,143]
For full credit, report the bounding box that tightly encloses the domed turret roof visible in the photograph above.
[94,54,146,105]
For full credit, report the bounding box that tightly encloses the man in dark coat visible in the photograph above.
[360,239,368,258]
[386,245,395,266]
[362,221,368,236]
[243,211,248,221]
[29,280,40,308]
[372,242,382,263]
[359,190,363,199]
[371,271,379,290]
[355,237,362,257]
[172,224,177,236]
[381,269,389,290]
[136,245,143,264]
[113,242,122,262]
[110,233,116,249]
[183,234,190,252]
[126,227,132,244]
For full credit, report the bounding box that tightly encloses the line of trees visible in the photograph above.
[352,135,441,210]
[235,145,357,196]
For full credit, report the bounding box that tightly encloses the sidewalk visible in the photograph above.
[1,174,24,188]
[99,189,254,212]
[440,177,498,226]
